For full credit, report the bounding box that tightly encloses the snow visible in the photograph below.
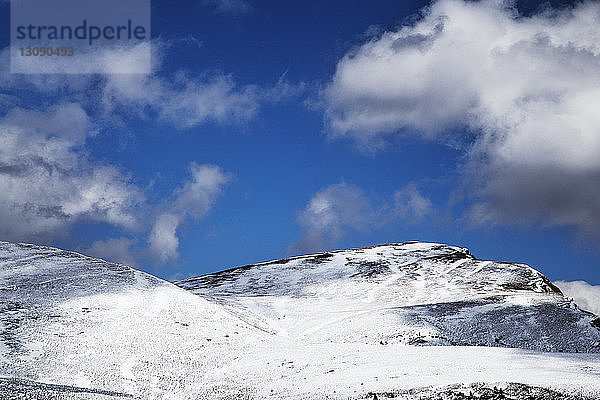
[219,344,600,399]
[0,240,599,399]
[178,242,600,352]
[0,321,8,364]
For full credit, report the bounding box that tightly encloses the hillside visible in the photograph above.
[176,242,600,352]
[0,241,598,399]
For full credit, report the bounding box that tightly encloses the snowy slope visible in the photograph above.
[176,242,600,352]
[0,241,269,399]
[0,240,599,399]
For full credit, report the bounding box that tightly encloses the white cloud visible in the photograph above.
[82,237,139,267]
[289,183,376,254]
[0,104,142,240]
[2,102,90,143]
[82,164,231,266]
[262,72,307,104]
[149,213,180,264]
[394,183,433,221]
[0,42,261,130]
[157,75,259,128]
[555,280,600,316]
[325,0,600,237]
[289,182,433,254]
[102,71,259,128]
[90,41,261,127]
[148,164,230,263]
[173,163,231,218]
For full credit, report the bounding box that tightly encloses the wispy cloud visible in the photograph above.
[102,71,260,128]
[148,164,231,263]
[289,182,433,254]
[81,237,139,267]
[0,41,264,128]
[325,0,600,241]
[78,164,232,266]
[289,183,376,254]
[148,213,181,264]
[394,183,433,222]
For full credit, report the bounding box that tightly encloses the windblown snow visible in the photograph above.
[0,241,599,399]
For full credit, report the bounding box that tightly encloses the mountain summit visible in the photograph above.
[1,241,599,399]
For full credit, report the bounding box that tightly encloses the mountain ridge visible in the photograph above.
[178,241,564,296]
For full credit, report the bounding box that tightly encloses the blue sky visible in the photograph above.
[0,0,599,287]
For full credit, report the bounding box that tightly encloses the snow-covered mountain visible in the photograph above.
[0,241,266,399]
[1,240,599,399]
[176,242,600,352]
